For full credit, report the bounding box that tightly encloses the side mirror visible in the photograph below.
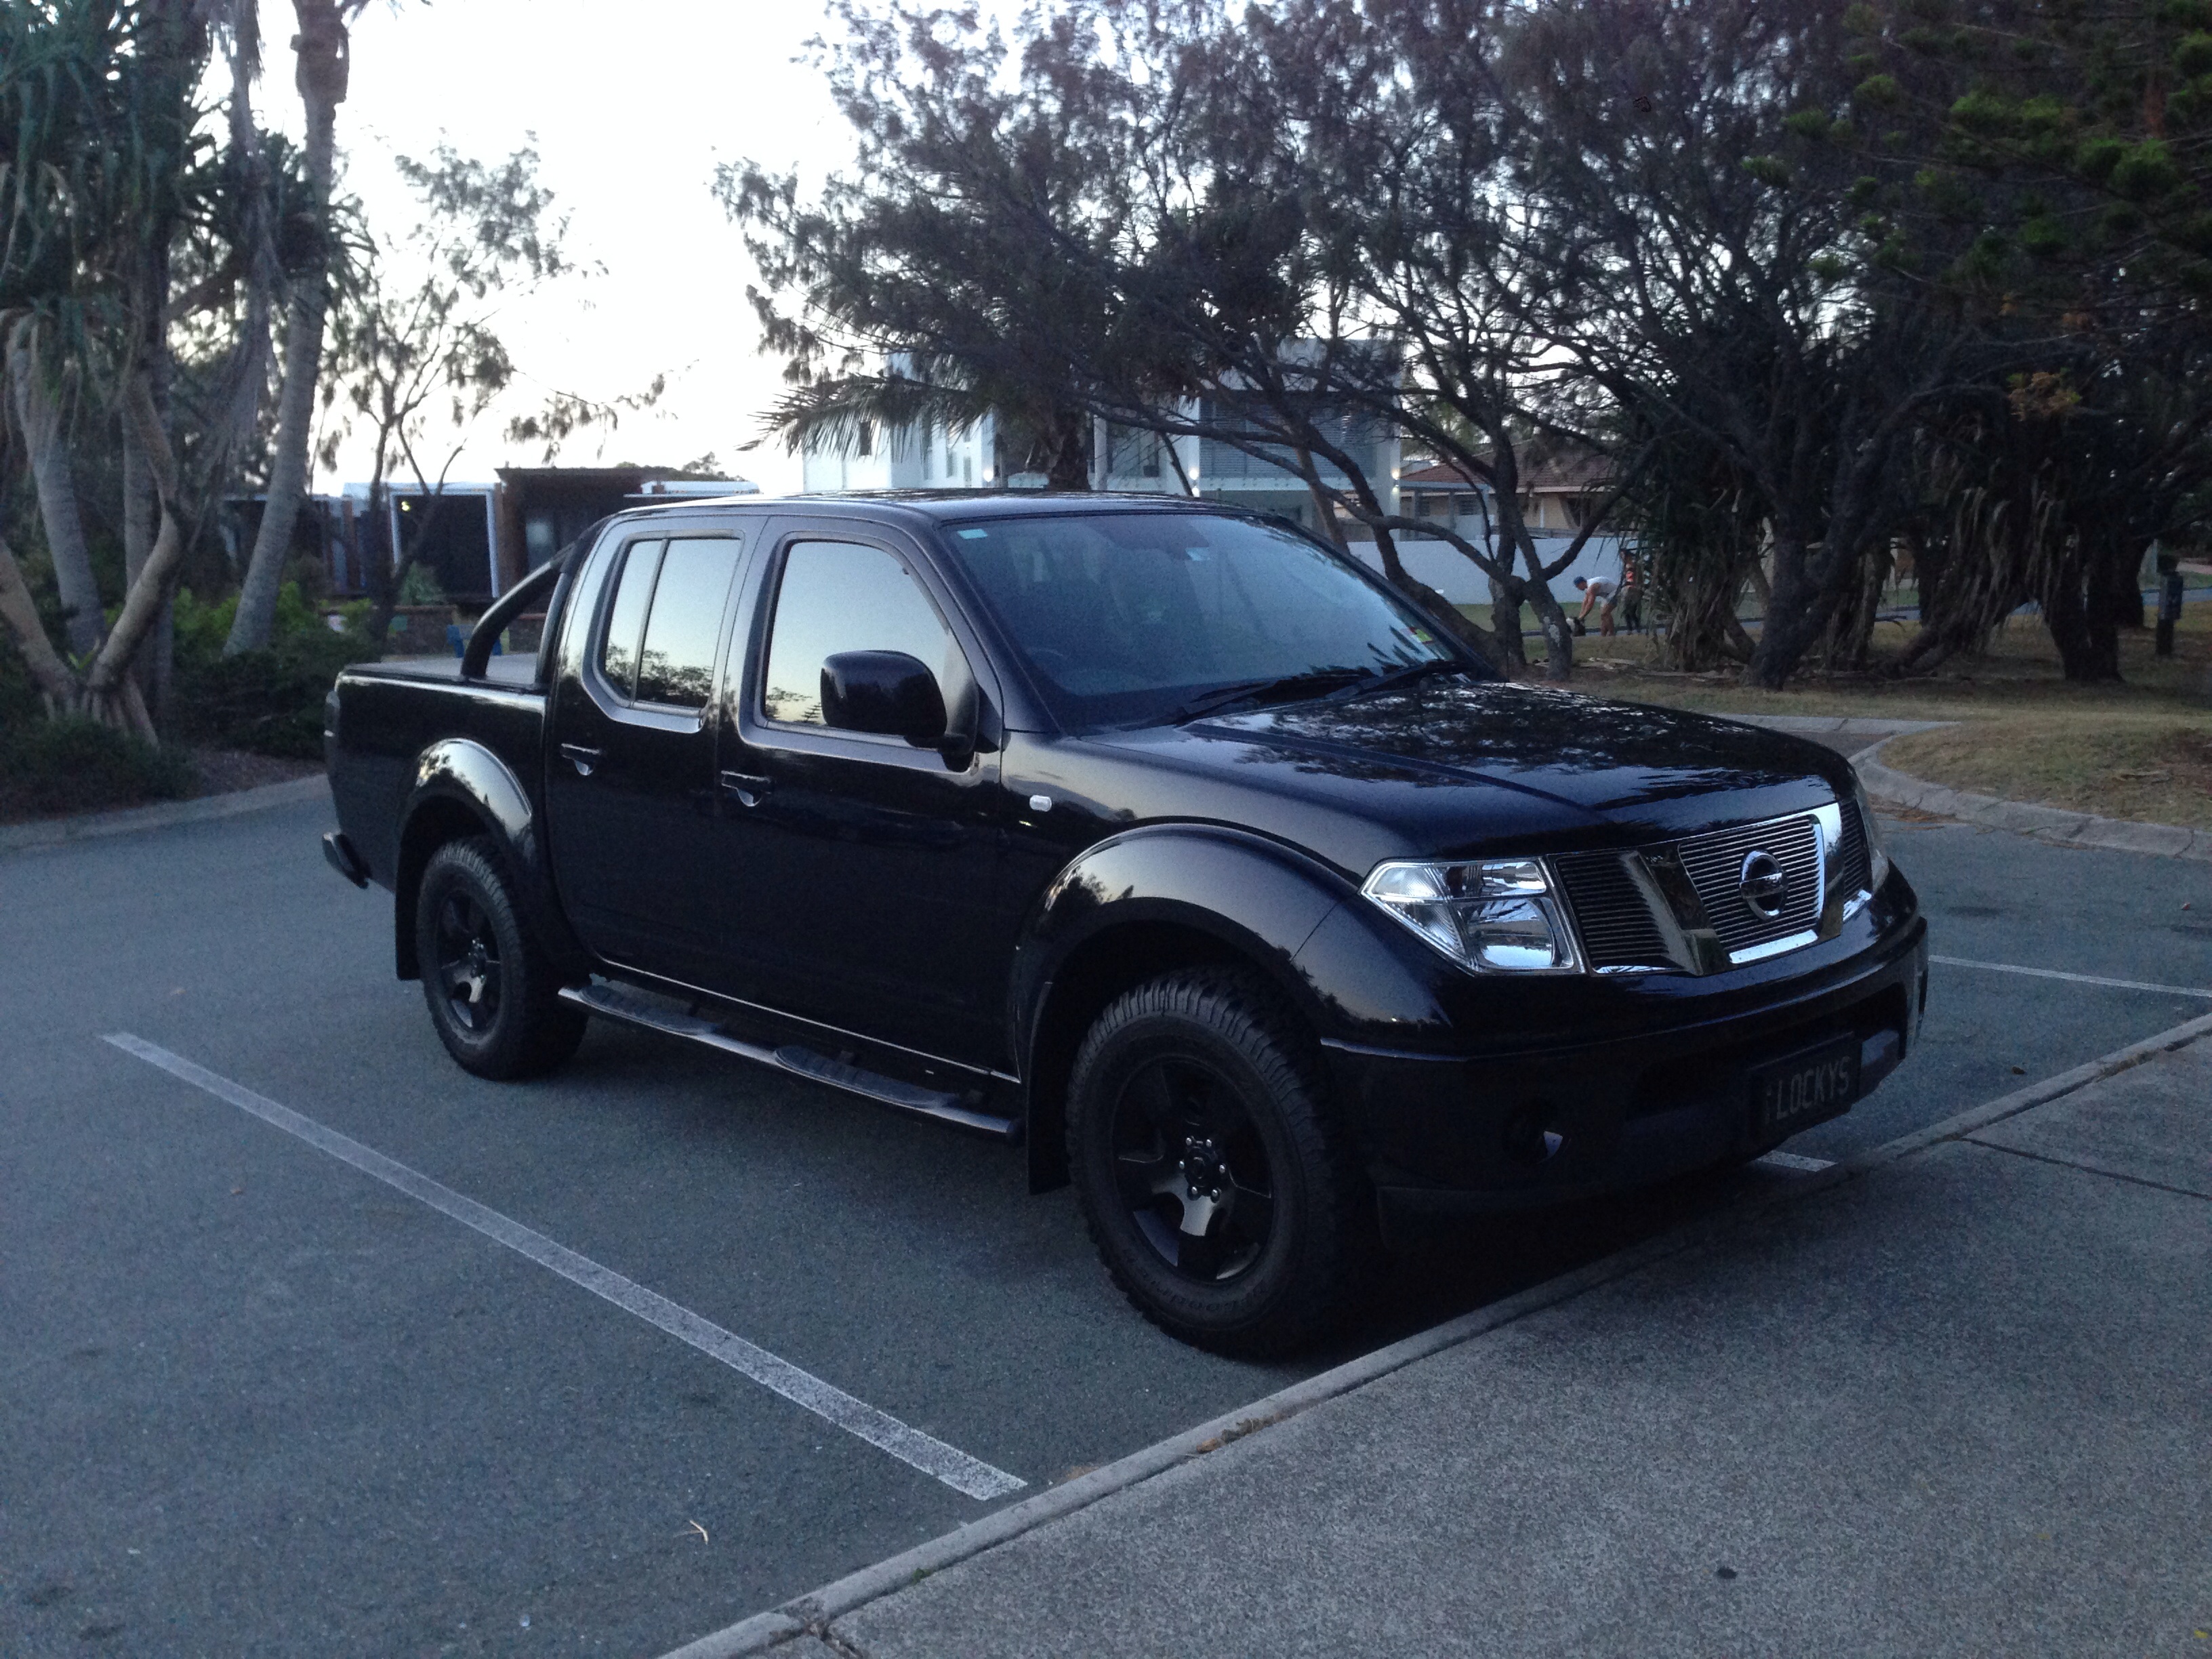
[820,651,947,747]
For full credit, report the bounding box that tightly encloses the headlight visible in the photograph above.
[1848,772,1892,890]
[1361,857,1582,973]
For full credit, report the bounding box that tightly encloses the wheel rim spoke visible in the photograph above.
[1107,1055,1278,1285]
[1225,1175,1273,1248]
[434,891,500,1031]
[1114,1147,1177,1211]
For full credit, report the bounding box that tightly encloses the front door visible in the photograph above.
[544,525,748,985]
[712,528,1008,1067]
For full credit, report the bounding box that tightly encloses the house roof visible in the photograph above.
[1400,461,1483,490]
[1399,444,1612,495]
[493,465,754,491]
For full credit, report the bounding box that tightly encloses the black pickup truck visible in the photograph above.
[323,493,1927,1353]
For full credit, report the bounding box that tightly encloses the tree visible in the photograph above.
[1831,0,2212,680]
[0,0,232,735]
[226,0,371,656]
[1,0,335,735]
[1501,0,1981,689]
[319,144,660,640]
[717,3,1151,489]
[725,1,1542,668]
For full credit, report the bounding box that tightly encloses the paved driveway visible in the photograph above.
[1,796,2204,1656]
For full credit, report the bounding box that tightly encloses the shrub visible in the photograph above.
[170,583,380,759]
[0,636,45,728]
[0,715,193,820]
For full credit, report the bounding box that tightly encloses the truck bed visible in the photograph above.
[351,653,541,687]
[327,655,548,890]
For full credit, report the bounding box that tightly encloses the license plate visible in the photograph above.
[1750,1036,1862,1137]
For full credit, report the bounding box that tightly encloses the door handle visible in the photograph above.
[560,743,604,777]
[720,770,772,808]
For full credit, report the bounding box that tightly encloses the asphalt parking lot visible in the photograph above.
[3,791,2207,1656]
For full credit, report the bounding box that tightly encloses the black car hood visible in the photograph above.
[1093,676,1851,857]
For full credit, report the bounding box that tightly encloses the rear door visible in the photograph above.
[710,521,1011,1067]
[544,520,751,985]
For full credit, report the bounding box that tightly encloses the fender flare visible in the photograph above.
[391,738,586,980]
[1010,824,1452,1189]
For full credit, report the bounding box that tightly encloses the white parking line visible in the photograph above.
[102,1033,1026,1503]
[1929,955,2212,1000]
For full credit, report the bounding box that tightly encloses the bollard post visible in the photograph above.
[2154,548,2182,659]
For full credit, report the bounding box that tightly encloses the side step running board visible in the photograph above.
[559,982,1019,1141]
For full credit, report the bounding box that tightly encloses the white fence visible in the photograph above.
[1347,522,1627,605]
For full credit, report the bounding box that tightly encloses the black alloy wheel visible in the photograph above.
[1067,966,1372,1355]
[414,836,588,1080]
[1111,1055,1276,1284]
[434,888,504,1035]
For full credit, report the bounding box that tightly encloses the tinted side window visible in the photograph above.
[762,541,956,726]
[636,538,739,708]
[599,539,663,697]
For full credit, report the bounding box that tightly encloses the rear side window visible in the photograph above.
[638,539,739,707]
[762,540,958,726]
[599,537,739,709]
[599,540,662,695]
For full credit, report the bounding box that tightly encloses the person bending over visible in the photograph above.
[1573,575,1616,638]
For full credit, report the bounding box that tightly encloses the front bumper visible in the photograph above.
[1324,910,1929,1218]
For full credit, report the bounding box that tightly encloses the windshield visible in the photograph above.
[939,511,1471,731]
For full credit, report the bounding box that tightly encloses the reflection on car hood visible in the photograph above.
[1172,676,1846,839]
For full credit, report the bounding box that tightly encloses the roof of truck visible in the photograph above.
[615,489,1255,526]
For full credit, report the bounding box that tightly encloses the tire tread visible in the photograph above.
[1067,966,1373,1355]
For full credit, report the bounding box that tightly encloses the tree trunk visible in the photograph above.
[0,531,81,710]
[1487,573,1526,668]
[68,373,190,741]
[2041,531,2128,684]
[226,1,349,656]
[1515,536,1574,679]
[2110,536,2149,631]
[121,430,167,722]
[5,322,104,658]
[1745,535,1821,689]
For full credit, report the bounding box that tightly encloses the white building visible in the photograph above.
[798,382,1620,605]
[800,413,994,492]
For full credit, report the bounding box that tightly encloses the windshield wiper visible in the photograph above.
[1331,659,1471,701]
[1168,668,1373,724]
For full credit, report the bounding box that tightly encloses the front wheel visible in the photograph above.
[1066,968,1373,1356]
[415,837,587,1080]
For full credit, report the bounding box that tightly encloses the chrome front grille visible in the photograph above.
[1551,808,1851,974]
[1837,799,1872,895]
[1674,815,1823,954]
[1553,851,1673,970]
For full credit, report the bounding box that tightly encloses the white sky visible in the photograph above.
[264,0,893,497]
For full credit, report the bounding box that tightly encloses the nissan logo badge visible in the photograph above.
[1738,851,1788,920]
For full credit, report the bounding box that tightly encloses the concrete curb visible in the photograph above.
[1708,712,1956,743]
[1854,738,2211,864]
[655,1010,2212,1659]
[0,774,329,858]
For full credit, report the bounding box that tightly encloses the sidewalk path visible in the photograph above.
[712,1021,2212,1658]
[0,774,328,857]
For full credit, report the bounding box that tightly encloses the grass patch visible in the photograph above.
[0,716,193,823]
[1551,600,2212,726]
[1881,714,2212,832]
[1518,601,2212,830]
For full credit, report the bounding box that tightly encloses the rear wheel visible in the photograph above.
[415,837,586,1080]
[1067,967,1372,1355]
